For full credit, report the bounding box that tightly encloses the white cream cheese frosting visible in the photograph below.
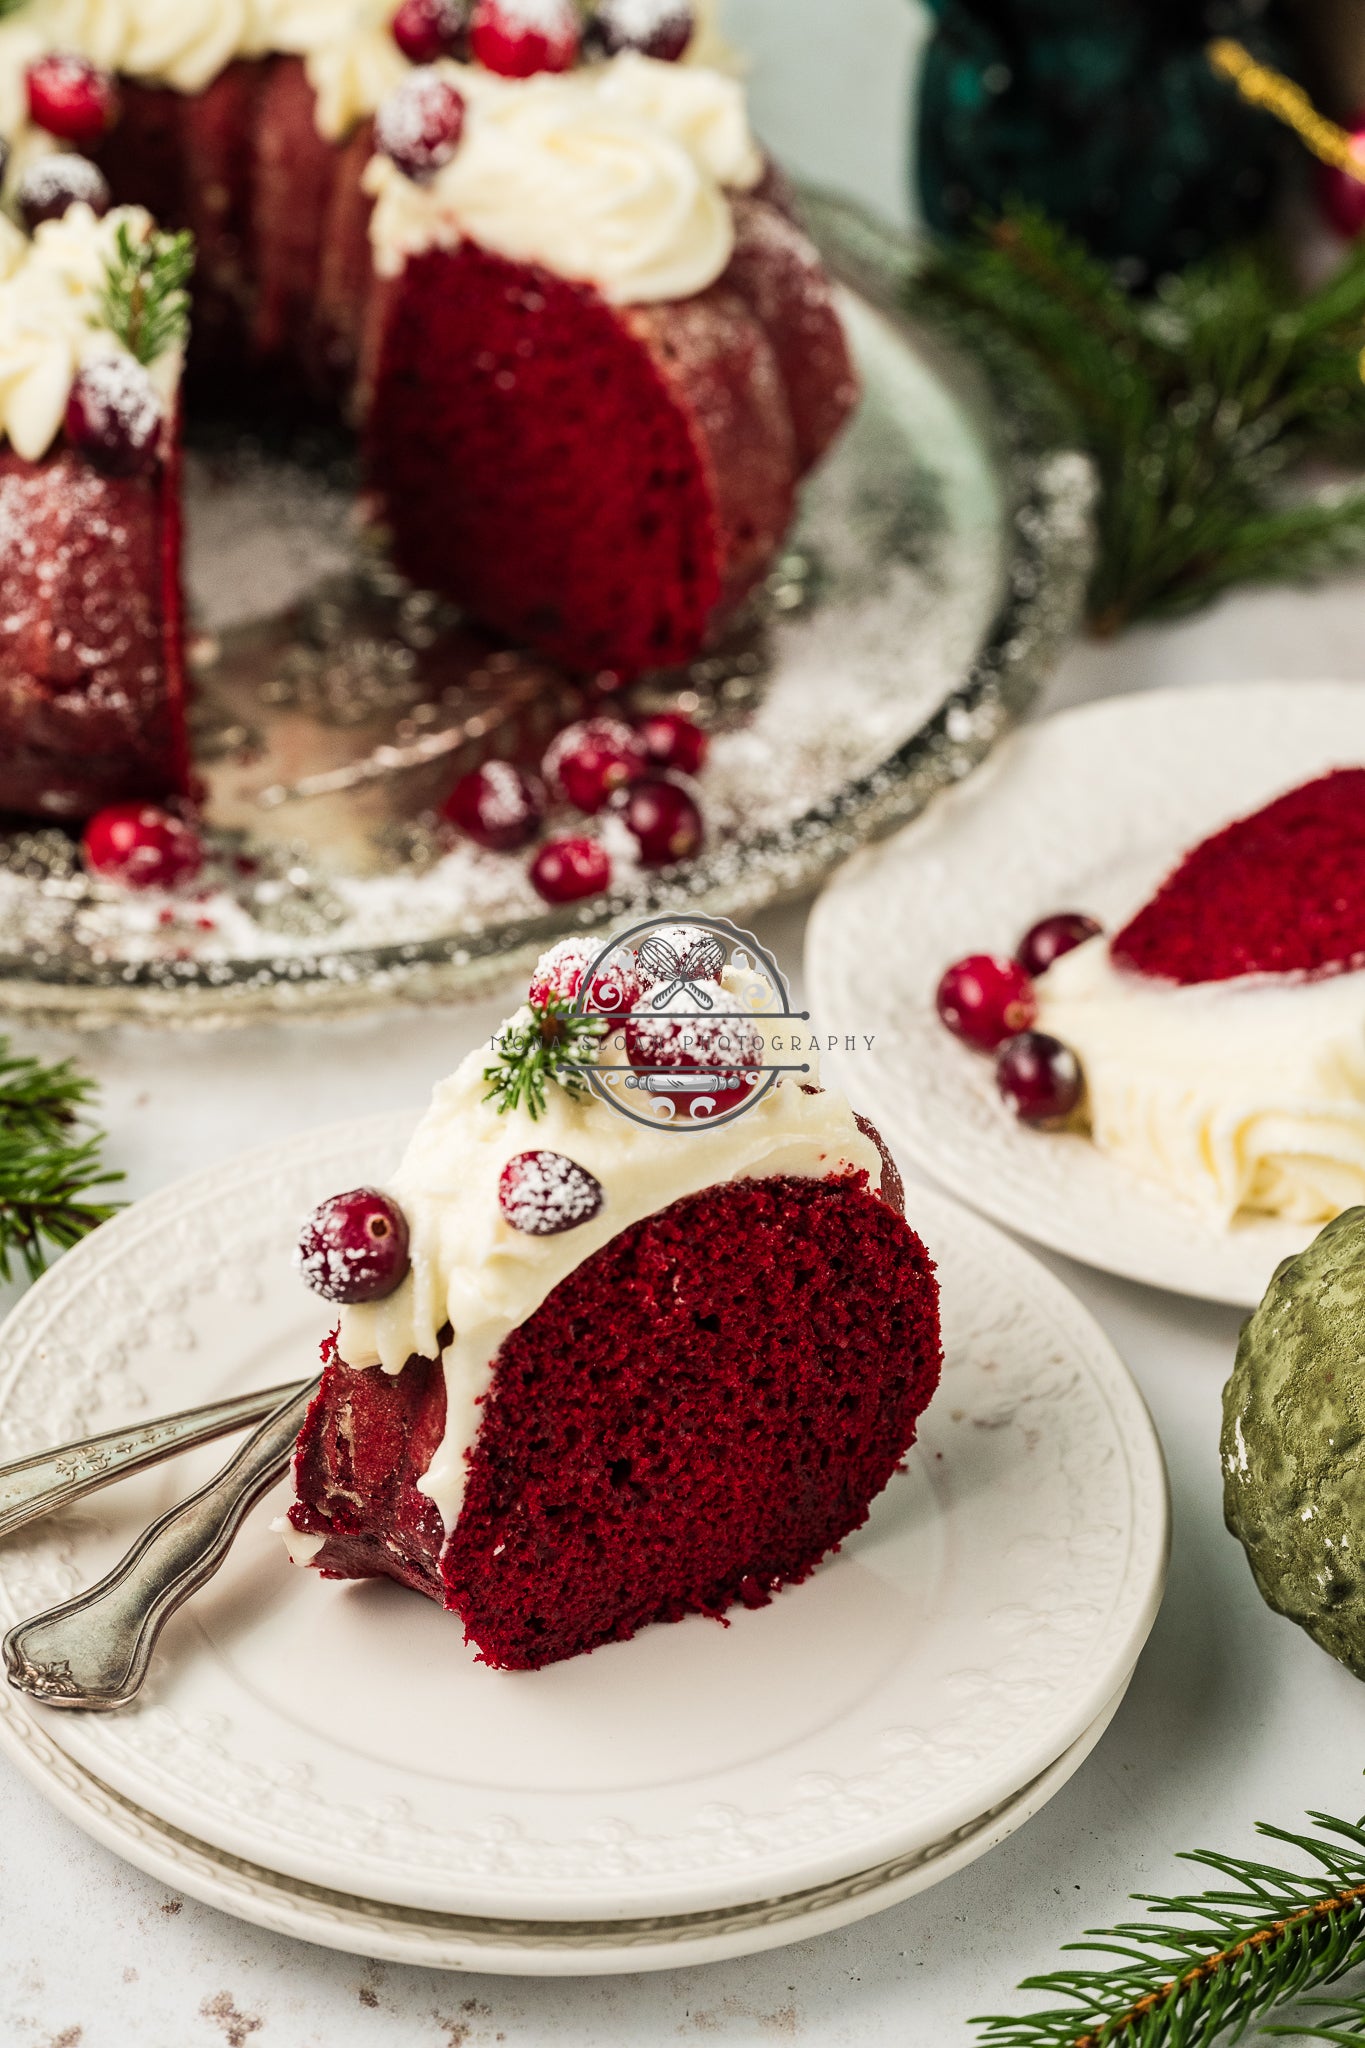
[18,0,734,139]
[0,201,178,459]
[1035,934,1365,1226]
[334,1035,882,1532]
[364,51,762,301]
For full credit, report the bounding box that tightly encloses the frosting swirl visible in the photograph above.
[365,53,762,303]
[0,203,177,460]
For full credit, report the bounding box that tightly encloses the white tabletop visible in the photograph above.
[6,6,1365,2043]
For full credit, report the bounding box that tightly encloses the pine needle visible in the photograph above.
[482,1001,605,1122]
[919,210,1365,634]
[0,1041,122,1285]
[98,219,194,367]
[976,1808,1365,2047]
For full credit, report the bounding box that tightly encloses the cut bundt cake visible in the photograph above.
[0,3,859,819]
[284,937,942,1671]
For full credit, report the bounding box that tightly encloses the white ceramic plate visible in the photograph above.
[0,1669,1129,1974]
[0,1114,1167,1926]
[807,680,1365,1308]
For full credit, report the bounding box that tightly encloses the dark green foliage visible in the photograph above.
[482,1000,605,1122]
[0,1043,121,1284]
[919,210,1365,633]
[977,1809,1365,2046]
[99,220,195,367]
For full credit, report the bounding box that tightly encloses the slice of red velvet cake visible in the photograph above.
[285,941,941,1671]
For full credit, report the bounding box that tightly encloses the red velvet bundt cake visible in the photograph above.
[0,2,859,820]
[284,933,942,1671]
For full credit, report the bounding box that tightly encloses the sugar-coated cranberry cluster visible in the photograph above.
[442,709,708,904]
[936,913,1100,1126]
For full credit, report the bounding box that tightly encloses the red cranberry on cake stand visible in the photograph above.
[543,718,647,815]
[470,0,580,75]
[636,709,708,777]
[443,761,543,852]
[82,805,204,890]
[530,836,612,904]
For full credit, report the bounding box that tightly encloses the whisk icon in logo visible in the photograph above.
[571,914,806,1132]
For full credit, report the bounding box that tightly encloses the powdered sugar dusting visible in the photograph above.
[499,1148,605,1234]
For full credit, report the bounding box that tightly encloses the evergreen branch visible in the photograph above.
[918,210,1365,634]
[0,1043,101,1147]
[98,220,194,367]
[482,1000,605,1122]
[975,1809,1365,2048]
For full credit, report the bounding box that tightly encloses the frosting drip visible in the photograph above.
[1036,934,1365,1227]
[337,1033,882,1531]
[364,52,762,302]
[0,202,179,460]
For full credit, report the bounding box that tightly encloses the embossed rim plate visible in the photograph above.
[805,679,1365,1307]
[0,1113,1167,1922]
[0,1670,1129,1974]
[0,196,1095,1029]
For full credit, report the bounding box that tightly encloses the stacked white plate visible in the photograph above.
[0,1115,1168,1973]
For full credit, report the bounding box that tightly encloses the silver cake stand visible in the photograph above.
[0,196,1095,1027]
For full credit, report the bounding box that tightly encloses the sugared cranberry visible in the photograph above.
[82,804,203,889]
[635,920,725,990]
[593,0,694,61]
[1319,121,1365,239]
[374,68,466,181]
[936,954,1036,1052]
[471,0,580,76]
[392,0,470,63]
[443,760,543,852]
[65,357,163,477]
[529,936,640,1019]
[543,718,647,815]
[625,995,763,1118]
[296,1188,411,1303]
[636,709,708,777]
[499,1151,604,1235]
[1017,912,1102,979]
[16,152,110,232]
[26,54,117,147]
[529,835,611,904]
[995,1032,1083,1127]
[612,776,704,866]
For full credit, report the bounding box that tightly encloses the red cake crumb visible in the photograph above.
[1112,768,1365,984]
[290,1162,940,1670]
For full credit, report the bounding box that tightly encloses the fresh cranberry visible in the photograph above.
[374,68,466,181]
[625,995,763,1118]
[528,936,640,1019]
[26,54,117,147]
[1017,912,1102,979]
[443,760,543,852]
[65,357,163,477]
[16,153,110,232]
[1319,122,1365,238]
[612,777,704,866]
[499,1150,604,1235]
[82,804,203,889]
[392,0,470,63]
[296,1188,411,1303]
[636,709,708,777]
[936,954,1036,1052]
[995,1032,1083,1127]
[593,0,694,60]
[543,718,647,815]
[471,0,580,76]
[529,835,611,904]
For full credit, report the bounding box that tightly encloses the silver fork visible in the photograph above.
[1,1378,318,1711]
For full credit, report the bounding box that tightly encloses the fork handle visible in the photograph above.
[3,1379,319,1711]
[0,1379,315,1542]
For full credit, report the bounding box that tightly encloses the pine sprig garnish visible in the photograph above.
[0,1040,121,1285]
[919,210,1365,634]
[98,220,194,367]
[483,1000,605,1122]
[977,1808,1365,2047]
